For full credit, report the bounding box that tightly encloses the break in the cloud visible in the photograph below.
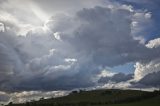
[0,0,160,104]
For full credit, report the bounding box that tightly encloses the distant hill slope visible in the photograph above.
[6,89,160,106]
[109,95,160,106]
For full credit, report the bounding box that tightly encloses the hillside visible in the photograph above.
[6,89,160,106]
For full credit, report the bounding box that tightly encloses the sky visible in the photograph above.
[0,0,160,104]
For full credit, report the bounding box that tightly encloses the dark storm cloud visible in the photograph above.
[60,6,160,67]
[98,73,133,83]
[12,72,94,91]
[0,2,160,93]
[138,71,160,87]
[0,31,26,91]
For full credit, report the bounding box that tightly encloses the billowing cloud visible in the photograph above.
[0,1,160,91]
[0,0,160,104]
[146,38,160,48]
[134,59,160,80]
[134,39,160,80]
[65,6,158,67]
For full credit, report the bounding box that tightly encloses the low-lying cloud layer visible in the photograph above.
[0,0,160,104]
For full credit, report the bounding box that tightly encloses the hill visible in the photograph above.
[6,89,160,106]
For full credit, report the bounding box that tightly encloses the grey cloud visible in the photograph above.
[10,71,94,91]
[10,91,68,103]
[0,24,79,91]
[0,31,26,91]
[0,91,10,104]
[138,71,160,87]
[98,73,133,83]
[0,94,10,102]
[0,3,160,92]
[60,6,160,67]
[33,0,102,14]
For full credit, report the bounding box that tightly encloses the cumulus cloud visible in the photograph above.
[0,0,160,103]
[65,6,159,67]
[146,38,160,48]
[134,57,160,81]
[1,1,160,91]
[133,37,160,81]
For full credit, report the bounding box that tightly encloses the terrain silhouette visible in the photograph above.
[6,89,160,106]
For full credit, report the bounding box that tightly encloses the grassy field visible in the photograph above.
[6,89,160,106]
[109,95,160,106]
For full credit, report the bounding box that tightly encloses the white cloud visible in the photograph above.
[10,91,68,103]
[54,32,61,41]
[134,59,160,80]
[97,70,115,78]
[0,90,69,104]
[99,81,131,89]
[146,38,160,48]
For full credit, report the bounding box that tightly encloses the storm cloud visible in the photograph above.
[98,73,133,83]
[0,1,160,91]
[138,71,160,87]
[0,0,160,104]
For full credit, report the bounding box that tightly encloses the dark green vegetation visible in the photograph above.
[6,89,160,106]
